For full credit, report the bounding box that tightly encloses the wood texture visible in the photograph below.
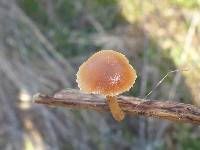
[33,89,200,125]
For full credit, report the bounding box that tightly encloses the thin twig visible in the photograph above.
[145,68,190,99]
[33,89,200,125]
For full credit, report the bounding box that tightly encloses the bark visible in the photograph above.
[33,89,200,125]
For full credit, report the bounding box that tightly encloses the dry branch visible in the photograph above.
[33,89,200,125]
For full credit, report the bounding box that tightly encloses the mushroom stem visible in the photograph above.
[106,96,125,121]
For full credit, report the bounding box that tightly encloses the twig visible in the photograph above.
[33,89,200,125]
[145,68,190,99]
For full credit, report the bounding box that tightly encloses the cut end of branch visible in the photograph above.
[32,93,41,102]
[32,93,49,104]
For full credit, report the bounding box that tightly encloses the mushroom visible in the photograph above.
[76,50,137,121]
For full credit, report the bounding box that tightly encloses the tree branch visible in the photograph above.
[33,89,200,125]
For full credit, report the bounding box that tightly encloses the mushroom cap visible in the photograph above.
[76,50,137,96]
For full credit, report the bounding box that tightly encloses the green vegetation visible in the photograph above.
[171,0,200,8]
[175,125,200,150]
[18,0,124,57]
[19,0,50,27]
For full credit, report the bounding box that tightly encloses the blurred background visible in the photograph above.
[0,0,200,149]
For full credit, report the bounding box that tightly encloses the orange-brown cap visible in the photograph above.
[76,50,137,96]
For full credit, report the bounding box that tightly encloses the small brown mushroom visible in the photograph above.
[76,50,137,121]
